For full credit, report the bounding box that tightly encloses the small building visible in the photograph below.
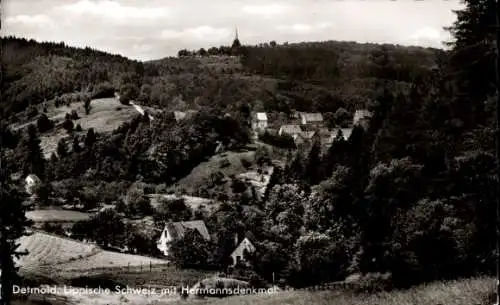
[292,131,318,146]
[299,113,323,126]
[353,109,372,128]
[157,220,210,256]
[323,128,353,147]
[251,112,268,130]
[173,111,187,122]
[230,233,256,267]
[278,124,302,137]
[25,174,41,195]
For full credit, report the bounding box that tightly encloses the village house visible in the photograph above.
[278,124,302,137]
[299,112,324,126]
[173,110,198,122]
[353,109,372,128]
[293,131,318,146]
[25,174,41,195]
[251,112,268,130]
[230,232,256,267]
[322,128,353,147]
[157,220,210,256]
[173,111,186,122]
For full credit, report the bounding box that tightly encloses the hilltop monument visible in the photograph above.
[231,27,241,55]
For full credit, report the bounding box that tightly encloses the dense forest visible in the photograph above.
[0,0,498,297]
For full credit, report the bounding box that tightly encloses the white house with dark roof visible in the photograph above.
[230,232,256,267]
[299,112,323,125]
[173,111,187,122]
[353,109,372,127]
[278,124,302,137]
[25,174,41,195]
[323,128,353,147]
[157,220,210,256]
[251,112,268,130]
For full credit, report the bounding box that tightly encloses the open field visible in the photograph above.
[12,97,141,158]
[16,232,100,271]
[237,166,273,196]
[26,209,91,223]
[149,194,218,212]
[55,249,168,271]
[16,232,168,276]
[171,150,256,195]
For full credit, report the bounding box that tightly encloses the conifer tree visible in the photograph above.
[304,138,322,185]
[446,0,498,127]
[19,124,45,179]
[84,128,96,147]
[0,136,33,305]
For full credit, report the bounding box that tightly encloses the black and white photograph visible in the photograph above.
[0,0,499,304]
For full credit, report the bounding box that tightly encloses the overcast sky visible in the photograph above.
[1,0,463,61]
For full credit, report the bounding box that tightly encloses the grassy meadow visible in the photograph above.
[165,276,495,305]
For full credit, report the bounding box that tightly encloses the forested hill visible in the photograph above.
[146,40,443,115]
[0,36,142,118]
[2,36,443,120]
[241,40,443,85]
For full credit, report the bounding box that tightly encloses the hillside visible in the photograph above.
[2,6,498,300]
[139,40,441,116]
[16,232,168,274]
[1,36,142,119]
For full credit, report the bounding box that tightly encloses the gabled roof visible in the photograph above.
[318,128,331,136]
[329,128,353,141]
[25,174,41,182]
[353,109,372,125]
[254,112,268,121]
[165,220,210,241]
[300,112,323,123]
[279,124,302,134]
[299,131,317,139]
[238,231,256,244]
[231,233,257,256]
[173,111,186,121]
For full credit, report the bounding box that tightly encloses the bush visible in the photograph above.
[119,83,139,105]
[41,222,65,235]
[75,124,82,132]
[91,82,115,99]
[70,110,79,120]
[27,105,39,119]
[241,158,253,169]
[219,158,231,168]
[346,272,394,293]
[36,114,54,132]
[62,118,74,133]
[258,131,296,149]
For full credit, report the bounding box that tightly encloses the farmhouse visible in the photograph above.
[299,112,323,126]
[230,233,256,267]
[173,111,187,122]
[278,124,302,137]
[353,109,372,128]
[25,174,41,195]
[322,128,353,147]
[251,112,268,130]
[292,131,319,146]
[157,220,210,256]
